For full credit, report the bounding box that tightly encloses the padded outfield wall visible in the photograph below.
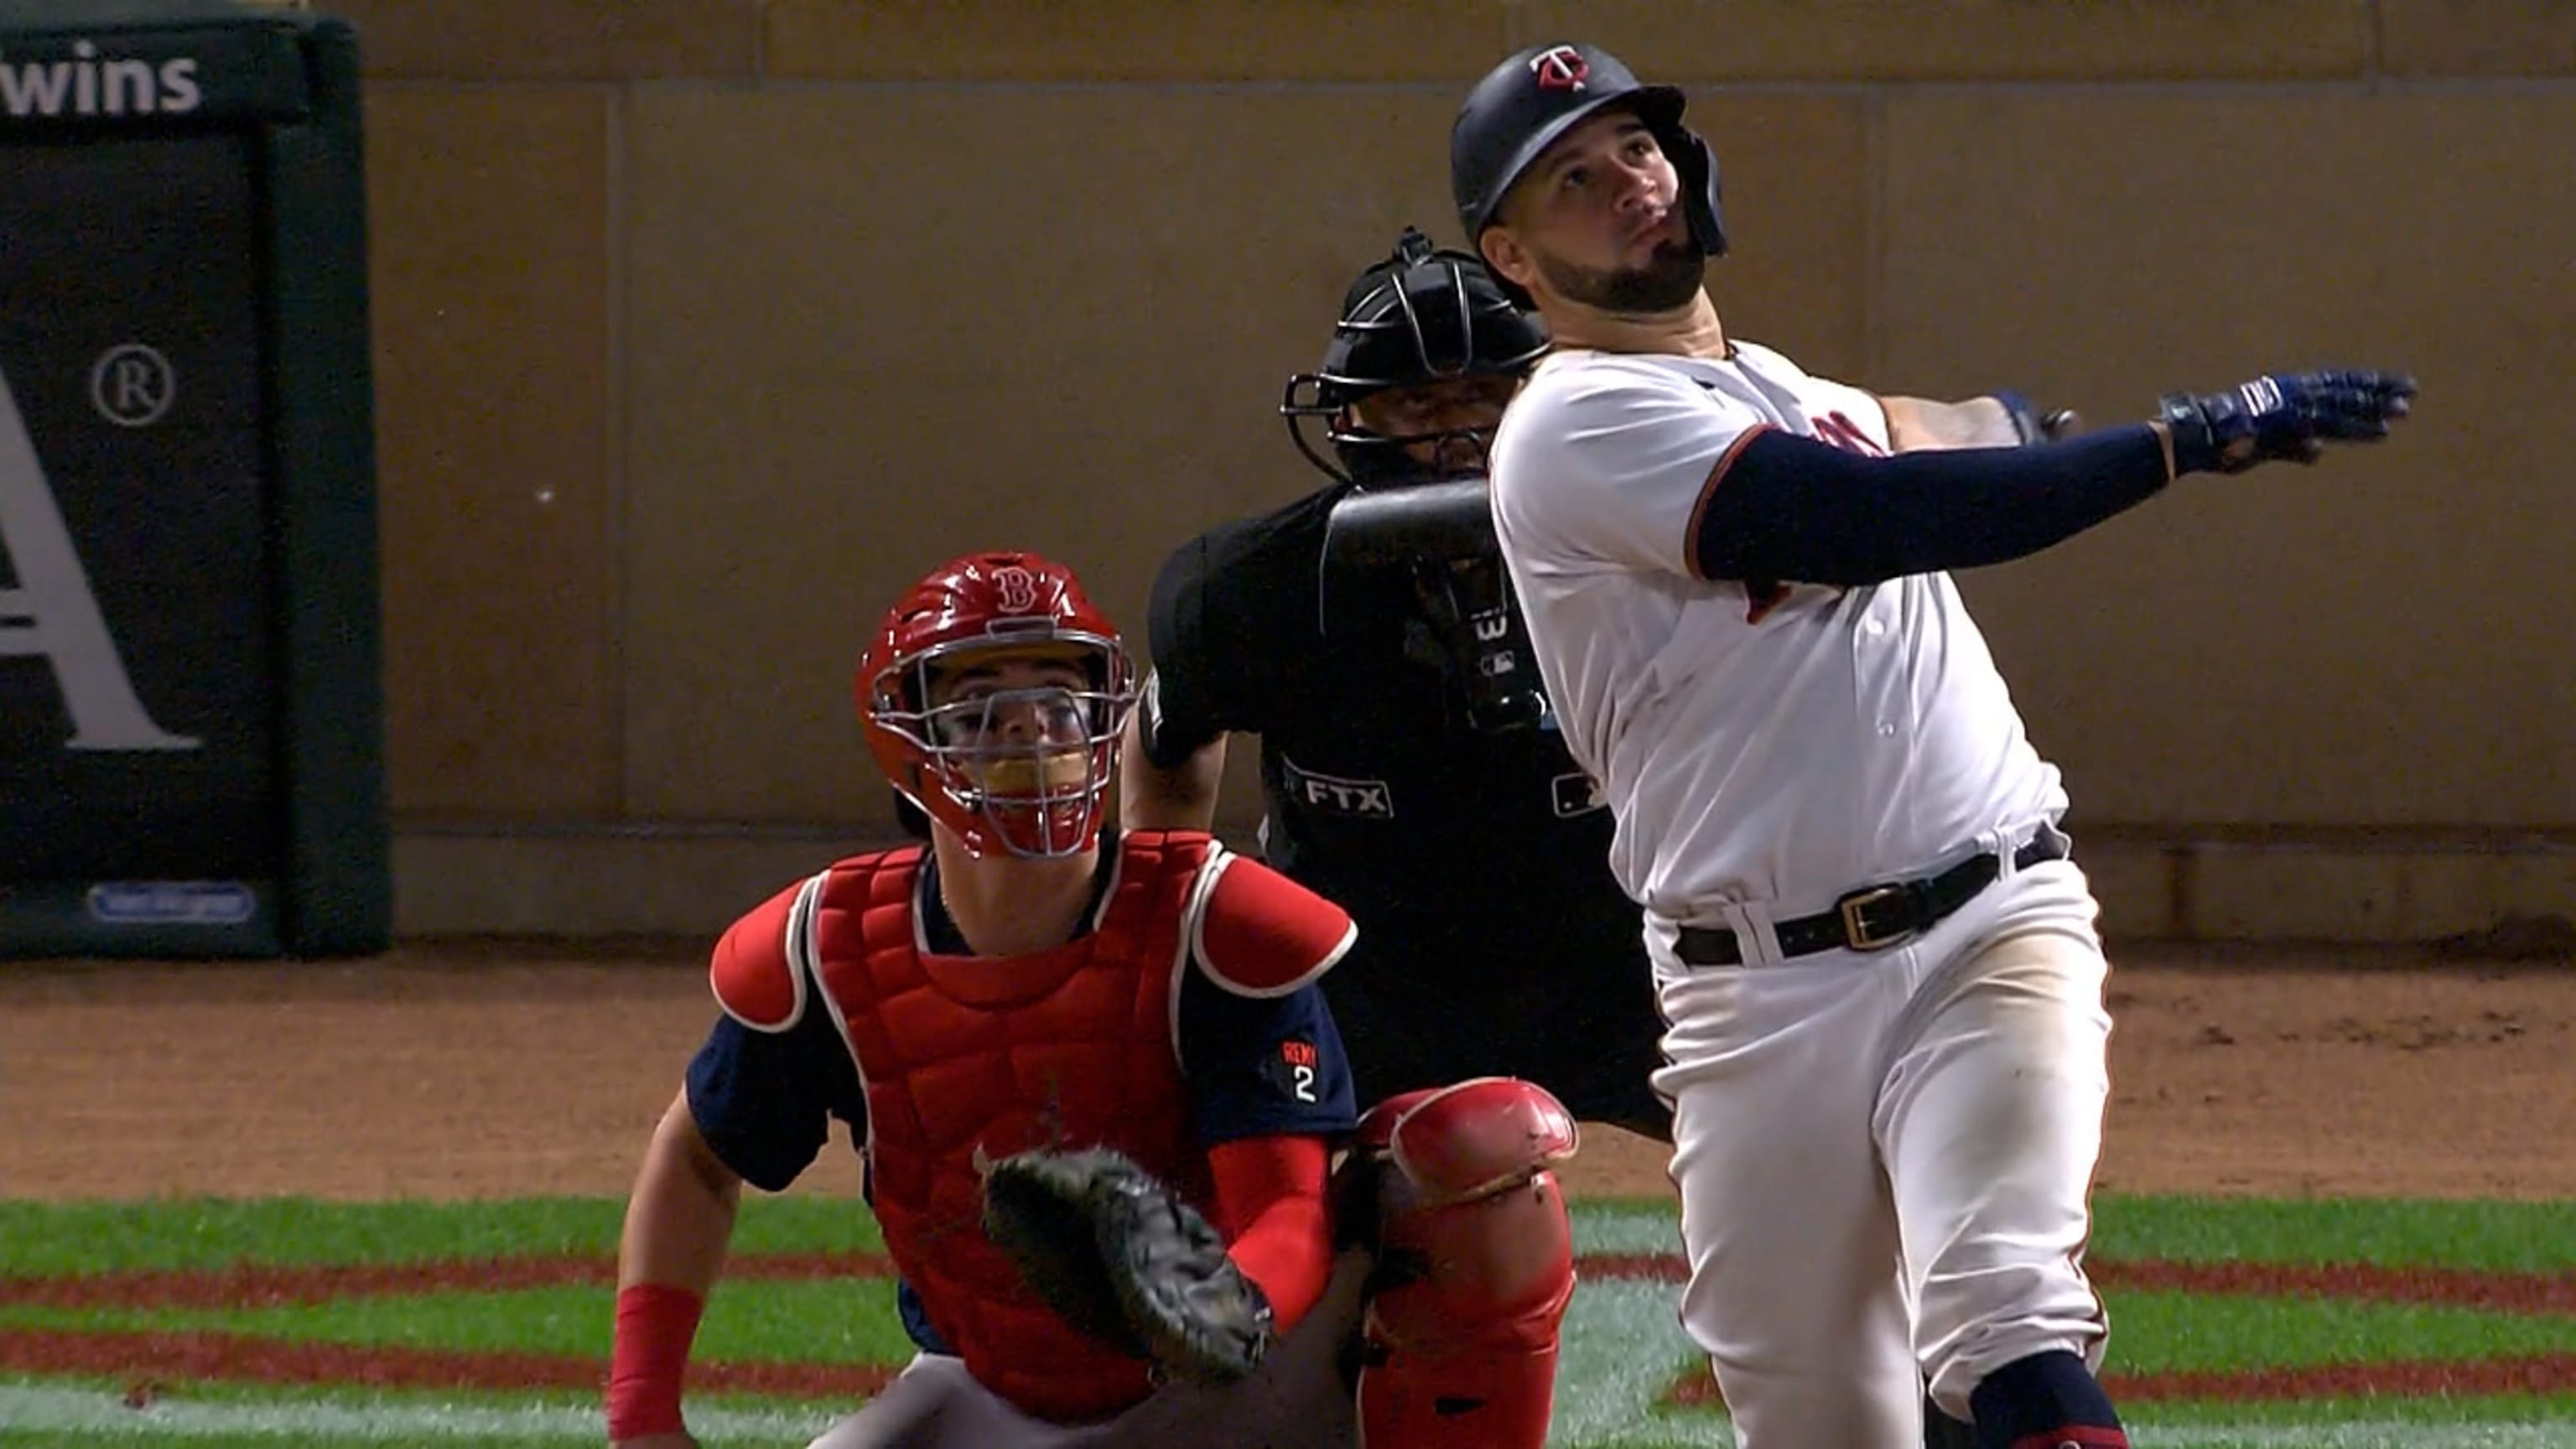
[221,0,2572,940]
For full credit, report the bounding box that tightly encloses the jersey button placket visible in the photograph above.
[1859,608,1898,738]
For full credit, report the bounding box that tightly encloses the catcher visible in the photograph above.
[607,549,1582,1449]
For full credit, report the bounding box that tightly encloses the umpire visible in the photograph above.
[1118,226,1671,1141]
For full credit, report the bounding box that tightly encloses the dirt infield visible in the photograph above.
[2,940,2570,1203]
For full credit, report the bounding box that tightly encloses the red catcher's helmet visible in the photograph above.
[857,551,1136,860]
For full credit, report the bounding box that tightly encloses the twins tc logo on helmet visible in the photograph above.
[1529,44,1589,91]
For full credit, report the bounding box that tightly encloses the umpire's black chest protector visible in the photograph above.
[1257,566,1614,927]
[1319,477,1550,737]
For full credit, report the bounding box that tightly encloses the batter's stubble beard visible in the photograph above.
[1537,238,1706,314]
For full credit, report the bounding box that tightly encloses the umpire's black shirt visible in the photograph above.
[1142,482,1670,1132]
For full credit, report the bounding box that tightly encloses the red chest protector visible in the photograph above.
[852,834,1202,1420]
[710,828,1353,1426]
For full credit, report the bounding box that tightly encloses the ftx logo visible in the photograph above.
[1279,757,1394,819]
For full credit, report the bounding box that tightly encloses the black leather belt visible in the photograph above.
[1674,827,2071,967]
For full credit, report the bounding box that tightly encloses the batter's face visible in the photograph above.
[1483,109,1704,314]
[1347,374,1519,479]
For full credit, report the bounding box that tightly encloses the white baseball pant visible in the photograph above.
[1649,847,2114,1448]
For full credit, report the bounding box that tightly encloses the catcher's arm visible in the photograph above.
[1206,1134,1337,1332]
[609,1091,743,1449]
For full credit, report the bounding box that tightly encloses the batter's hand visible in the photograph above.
[2158,370,2416,475]
[1996,389,2080,444]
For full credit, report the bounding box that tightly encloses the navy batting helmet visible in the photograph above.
[1280,226,1548,486]
[1450,42,1727,282]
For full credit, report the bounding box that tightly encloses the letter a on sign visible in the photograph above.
[0,361,197,750]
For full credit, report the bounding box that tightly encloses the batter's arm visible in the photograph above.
[609,1091,744,1448]
[1879,392,2079,451]
[1692,369,2413,585]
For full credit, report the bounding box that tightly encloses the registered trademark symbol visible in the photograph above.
[88,343,176,428]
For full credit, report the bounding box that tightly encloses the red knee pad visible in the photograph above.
[1353,1078,1578,1449]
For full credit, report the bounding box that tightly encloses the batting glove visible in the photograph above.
[2158,370,2418,475]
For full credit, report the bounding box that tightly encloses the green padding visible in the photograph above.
[0,3,318,127]
[0,3,387,959]
[261,13,387,957]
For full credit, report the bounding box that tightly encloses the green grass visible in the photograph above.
[0,1374,828,1419]
[0,1379,836,1449]
[2086,1196,2576,1273]
[0,1280,918,1363]
[9,1192,2564,1280]
[0,1423,569,1433]
[11,1280,2565,1379]
[2102,1290,2576,1374]
[1358,1193,2576,1276]
[5,1192,2576,1447]
[2140,1394,2576,1426]
[0,1429,802,1449]
[0,1200,625,1275]
[0,1196,883,1276]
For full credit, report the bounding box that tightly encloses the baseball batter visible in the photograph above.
[1446,41,2417,1449]
[607,551,1583,1449]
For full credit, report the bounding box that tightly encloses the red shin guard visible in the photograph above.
[1350,1078,1579,1449]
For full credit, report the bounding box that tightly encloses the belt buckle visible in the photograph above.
[1836,883,1917,953]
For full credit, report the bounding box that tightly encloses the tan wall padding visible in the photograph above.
[320,0,2571,933]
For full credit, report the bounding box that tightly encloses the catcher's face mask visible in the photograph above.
[895,646,1124,860]
[858,550,1136,862]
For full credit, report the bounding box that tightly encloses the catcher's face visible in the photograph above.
[922,652,1097,799]
[1485,109,1704,314]
[1346,375,1519,480]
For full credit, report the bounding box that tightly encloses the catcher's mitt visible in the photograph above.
[979,1145,1274,1384]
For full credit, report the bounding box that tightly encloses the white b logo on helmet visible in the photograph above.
[990,565,1040,614]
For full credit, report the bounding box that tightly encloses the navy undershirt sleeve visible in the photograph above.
[1690,423,2174,586]
[1176,968,1359,1145]
[683,1010,866,1194]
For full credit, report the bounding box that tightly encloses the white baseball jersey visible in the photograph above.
[1486,340,2068,927]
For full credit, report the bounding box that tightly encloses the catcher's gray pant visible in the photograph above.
[804,1249,1369,1449]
